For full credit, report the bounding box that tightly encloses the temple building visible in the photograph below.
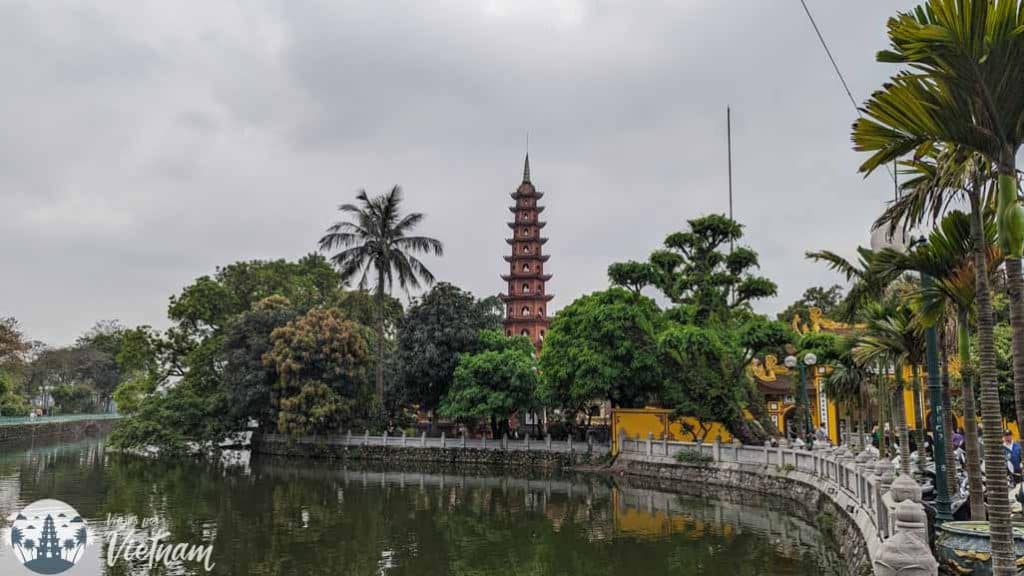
[500,155,552,348]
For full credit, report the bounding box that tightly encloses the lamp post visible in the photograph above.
[785,353,817,439]
[921,259,953,522]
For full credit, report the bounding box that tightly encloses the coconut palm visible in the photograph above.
[23,538,35,561]
[71,527,86,563]
[319,186,444,402]
[874,208,1002,518]
[62,539,74,561]
[852,4,1024,568]
[10,526,26,563]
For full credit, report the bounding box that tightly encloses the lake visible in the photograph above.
[0,438,839,575]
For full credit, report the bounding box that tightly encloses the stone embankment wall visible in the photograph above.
[0,418,118,445]
[254,434,604,468]
[616,455,873,576]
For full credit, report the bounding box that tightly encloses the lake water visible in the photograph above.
[0,438,839,575]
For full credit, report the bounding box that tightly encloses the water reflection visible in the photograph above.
[0,439,838,575]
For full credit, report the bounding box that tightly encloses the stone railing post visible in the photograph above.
[777,438,787,467]
[589,434,595,454]
[661,435,668,456]
[764,440,771,466]
[364,430,370,446]
[502,433,508,450]
[646,432,653,456]
[618,430,627,455]
[732,439,741,462]
[873,498,937,575]
[441,431,446,449]
[526,434,531,450]
[401,430,407,446]
[713,437,722,463]
[383,430,388,446]
[546,434,552,450]
[420,431,426,447]
[346,429,352,445]
[462,431,467,448]
[567,435,573,454]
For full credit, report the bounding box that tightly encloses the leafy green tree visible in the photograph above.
[396,283,503,415]
[538,289,663,417]
[607,261,656,295]
[222,296,299,429]
[775,285,844,323]
[618,215,776,323]
[264,308,371,436]
[319,186,444,404]
[439,331,539,437]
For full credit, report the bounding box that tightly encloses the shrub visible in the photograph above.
[674,449,713,465]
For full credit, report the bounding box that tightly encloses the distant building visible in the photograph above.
[500,155,553,349]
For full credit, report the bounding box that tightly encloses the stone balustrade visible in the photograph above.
[616,433,938,575]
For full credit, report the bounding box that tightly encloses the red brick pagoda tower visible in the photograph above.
[501,155,552,348]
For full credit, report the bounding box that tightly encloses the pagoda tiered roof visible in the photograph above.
[501,273,552,282]
[509,206,545,213]
[507,221,547,229]
[504,254,550,262]
[499,292,555,303]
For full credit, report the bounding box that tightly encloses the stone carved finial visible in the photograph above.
[890,474,923,504]
[874,499,938,576]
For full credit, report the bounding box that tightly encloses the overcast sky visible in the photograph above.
[1,0,921,345]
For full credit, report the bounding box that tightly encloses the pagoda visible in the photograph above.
[501,155,553,348]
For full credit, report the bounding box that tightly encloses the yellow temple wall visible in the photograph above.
[610,408,734,455]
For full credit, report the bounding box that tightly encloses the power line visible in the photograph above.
[798,0,894,179]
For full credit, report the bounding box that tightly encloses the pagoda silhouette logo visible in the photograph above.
[5,499,87,574]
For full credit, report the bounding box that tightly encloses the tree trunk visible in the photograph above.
[940,327,957,498]
[959,310,986,519]
[878,364,889,457]
[971,189,1014,573]
[895,364,911,476]
[1004,254,1024,435]
[911,364,927,475]
[375,268,386,404]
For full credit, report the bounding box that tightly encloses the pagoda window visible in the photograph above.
[522,283,530,293]
[522,263,530,273]
[539,307,544,317]
[521,329,529,337]
[522,212,530,221]
[540,330,545,341]
[521,306,530,317]
[523,245,531,254]
[521,228,528,236]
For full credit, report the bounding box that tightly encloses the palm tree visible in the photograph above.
[854,303,925,476]
[874,208,1002,518]
[824,345,872,449]
[23,538,35,561]
[851,1,1024,568]
[71,526,86,564]
[10,527,26,563]
[62,539,74,561]
[319,186,443,402]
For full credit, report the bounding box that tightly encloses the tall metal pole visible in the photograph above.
[727,107,734,254]
[923,270,953,522]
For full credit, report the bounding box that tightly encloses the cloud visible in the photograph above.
[0,0,918,345]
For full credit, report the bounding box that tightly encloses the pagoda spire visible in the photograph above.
[523,154,530,183]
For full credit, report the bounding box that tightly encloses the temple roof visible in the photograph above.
[499,293,555,303]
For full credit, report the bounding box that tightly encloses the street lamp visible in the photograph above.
[785,353,816,439]
[916,238,953,523]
